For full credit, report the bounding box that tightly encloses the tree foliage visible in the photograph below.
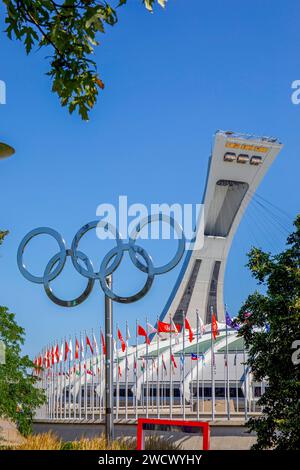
[0,231,45,436]
[2,0,166,120]
[237,215,300,450]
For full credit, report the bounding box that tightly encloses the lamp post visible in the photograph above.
[0,141,15,160]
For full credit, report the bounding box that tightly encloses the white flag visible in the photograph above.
[69,339,73,361]
[59,342,64,362]
[93,334,99,355]
[171,319,179,334]
[126,324,131,341]
[197,311,205,337]
[81,338,85,359]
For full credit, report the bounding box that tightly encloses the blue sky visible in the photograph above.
[0,0,299,357]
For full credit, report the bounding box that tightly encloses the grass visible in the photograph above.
[2,431,180,451]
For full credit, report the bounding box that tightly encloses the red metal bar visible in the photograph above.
[136,418,210,450]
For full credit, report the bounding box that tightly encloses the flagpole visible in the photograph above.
[196,310,200,420]
[84,330,88,420]
[73,335,76,420]
[202,353,204,413]
[125,320,128,420]
[60,342,63,420]
[63,338,67,420]
[145,316,149,418]
[116,323,119,420]
[225,311,230,420]
[68,338,71,419]
[243,346,248,421]
[156,316,160,419]
[210,307,215,421]
[235,347,238,413]
[151,358,154,412]
[182,311,185,420]
[169,314,173,419]
[135,318,138,421]
[49,344,52,420]
[99,328,102,421]
[55,342,58,419]
[91,329,95,421]
[79,332,82,420]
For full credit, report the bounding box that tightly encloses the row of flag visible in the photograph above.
[34,316,206,371]
[33,309,254,374]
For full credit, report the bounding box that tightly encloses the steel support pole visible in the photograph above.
[105,275,114,442]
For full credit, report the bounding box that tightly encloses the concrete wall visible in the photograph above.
[33,420,256,450]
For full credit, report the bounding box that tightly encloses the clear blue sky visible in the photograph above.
[0,0,299,357]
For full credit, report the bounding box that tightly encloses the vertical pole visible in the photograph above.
[135,319,138,420]
[235,348,238,413]
[91,329,95,421]
[243,347,248,421]
[202,355,204,413]
[73,337,76,420]
[225,320,230,420]
[182,311,185,420]
[190,355,194,412]
[105,275,114,442]
[145,317,149,418]
[64,340,67,420]
[60,344,63,420]
[99,333,102,421]
[151,358,154,412]
[169,315,173,419]
[79,332,82,420]
[116,323,119,420]
[210,307,215,421]
[125,320,128,420]
[196,311,200,420]
[156,317,160,419]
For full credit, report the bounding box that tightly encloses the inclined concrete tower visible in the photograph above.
[160,130,283,328]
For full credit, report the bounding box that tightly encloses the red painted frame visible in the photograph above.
[136,418,210,450]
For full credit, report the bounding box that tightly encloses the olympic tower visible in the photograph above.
[160,130,283,328]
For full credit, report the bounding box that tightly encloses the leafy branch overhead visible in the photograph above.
[2,0,167,120]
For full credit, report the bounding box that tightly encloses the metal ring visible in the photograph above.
[71,220,123,280]
[44,249,95,307]
[99,244,155,303]
[128,214,186,275]
[17,227,67,284]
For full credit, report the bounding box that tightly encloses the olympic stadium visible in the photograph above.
[28,130,283,424]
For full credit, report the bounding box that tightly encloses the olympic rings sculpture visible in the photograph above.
[17,215,185,306]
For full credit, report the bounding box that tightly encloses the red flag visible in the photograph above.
[185,318,194,343]
[44,349,50,368]
[64,340,70,361]
[117,328,126,352]
[137,325,150,345]
[157,320,181,333]
[86,335,94,354]
[101,330,106,355]
[171,354,177,368]
[55,344,60,363]
[211,313,219,340]
[51,346,55,365]
[75,338,80,360]
[118,365,122,377]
